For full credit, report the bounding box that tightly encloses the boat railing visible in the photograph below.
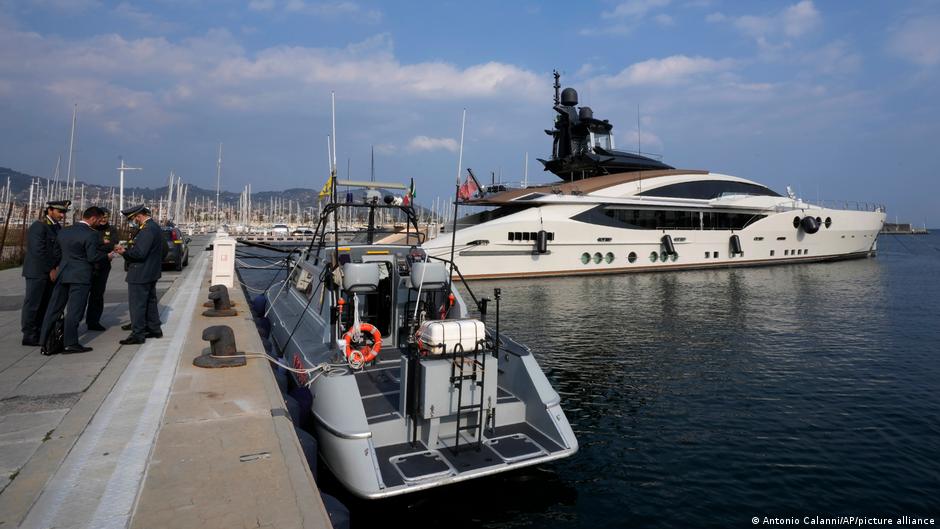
[811,200,885,213]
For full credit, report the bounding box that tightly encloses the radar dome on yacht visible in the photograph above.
[560,87,578,106]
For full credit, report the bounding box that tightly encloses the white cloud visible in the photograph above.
[284,1,382,22]
[805,40,861,76]
[29,0,101,12]
[654,14,675,27]
[248,0,276,11]
[781,1,821,37]
[113,3,180,33]
[603,0,671,19]
[598,55,736,87]
[889,16,940,67]
[715,1,821,47]
[406,136,458,153]
[705,12,726,23]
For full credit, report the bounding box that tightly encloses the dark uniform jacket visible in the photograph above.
[56,222,108,285]
[95,223,116,272]
[22,217,61,278]
[123,218,163,284]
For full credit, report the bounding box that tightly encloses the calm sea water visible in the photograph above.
[336,233,940,528]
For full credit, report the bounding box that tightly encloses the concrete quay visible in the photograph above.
[0,235,330,529]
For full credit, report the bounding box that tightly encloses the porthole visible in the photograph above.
[593,252,603,264]
[825,217,832,228]
[605,252,615,264]
[580,252,590,264]
[628,251,637,263]
[793,216,801,229]
[670,253,678,262]
[659,251,668,262]
[649,251,658,262]
[815,217,822,225]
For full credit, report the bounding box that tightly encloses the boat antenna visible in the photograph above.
[637,104,641,155]
[370,145,375,182]
[331,91,339,257]
[448,108,467,284]
[553,69,560,105]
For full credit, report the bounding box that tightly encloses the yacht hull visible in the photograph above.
[424,203,885,280]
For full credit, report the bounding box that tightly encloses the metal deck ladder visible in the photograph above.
[450,340,487,454]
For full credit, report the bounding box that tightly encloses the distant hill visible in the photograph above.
[0,166,318,204]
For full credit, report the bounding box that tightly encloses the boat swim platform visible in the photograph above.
[0,234,330,529]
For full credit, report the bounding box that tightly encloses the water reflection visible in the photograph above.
[342,235,939,528]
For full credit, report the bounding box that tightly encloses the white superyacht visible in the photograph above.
[423,75,886,279]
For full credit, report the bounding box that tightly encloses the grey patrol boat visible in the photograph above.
[240,181,578,499]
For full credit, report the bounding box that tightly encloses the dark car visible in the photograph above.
[162,226,190,271]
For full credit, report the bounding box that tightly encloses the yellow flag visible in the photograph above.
[318,173,333,199]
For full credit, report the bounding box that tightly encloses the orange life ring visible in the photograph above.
[343,323,382,364]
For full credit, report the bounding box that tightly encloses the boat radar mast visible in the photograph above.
[538,72,673,181]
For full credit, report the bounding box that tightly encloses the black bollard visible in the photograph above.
[203,284,237,308]
[193,325,246,368]
[202,284,237,317]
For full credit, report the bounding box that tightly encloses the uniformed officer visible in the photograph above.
[21,200,69,346]
[115,205,163,345]
[39,206,111,354]
[85,207,115,331]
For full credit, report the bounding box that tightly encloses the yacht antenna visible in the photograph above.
[637,104,641,154]
[553,69,560,105]
[370,145,375,182]
[449,108,467,283]
[523,151,528,188]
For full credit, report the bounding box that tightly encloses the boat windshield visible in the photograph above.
[592,132,612,151]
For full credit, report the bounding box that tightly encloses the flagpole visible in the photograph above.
[448,108,466,282]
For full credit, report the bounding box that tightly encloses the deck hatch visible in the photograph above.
[389,451,456,482]
[485,434,548,463]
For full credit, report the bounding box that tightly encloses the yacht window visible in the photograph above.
[628,251,637,263]
[548,232,555,241]
[705,252,710,258]
[649,251,658,262]
[597,207,764,230]
[508,232,514,241]
[530,232,538,240]
[593,252,603,264]
[777,236,787,241]
[605,252,615,264]
[581,252,590,264]
[753,236,764,241]
[714,251,720,258]
[514,232,522,241]
[637,180,782,200]
[597,237,612,242]
[522,232,530,241]
[591,132,612,151]
[784,250,789,256]
[770,250,775,256]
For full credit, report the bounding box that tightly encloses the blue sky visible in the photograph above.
[1,0,938,223]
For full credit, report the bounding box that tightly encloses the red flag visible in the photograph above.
[458,173,479,201]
